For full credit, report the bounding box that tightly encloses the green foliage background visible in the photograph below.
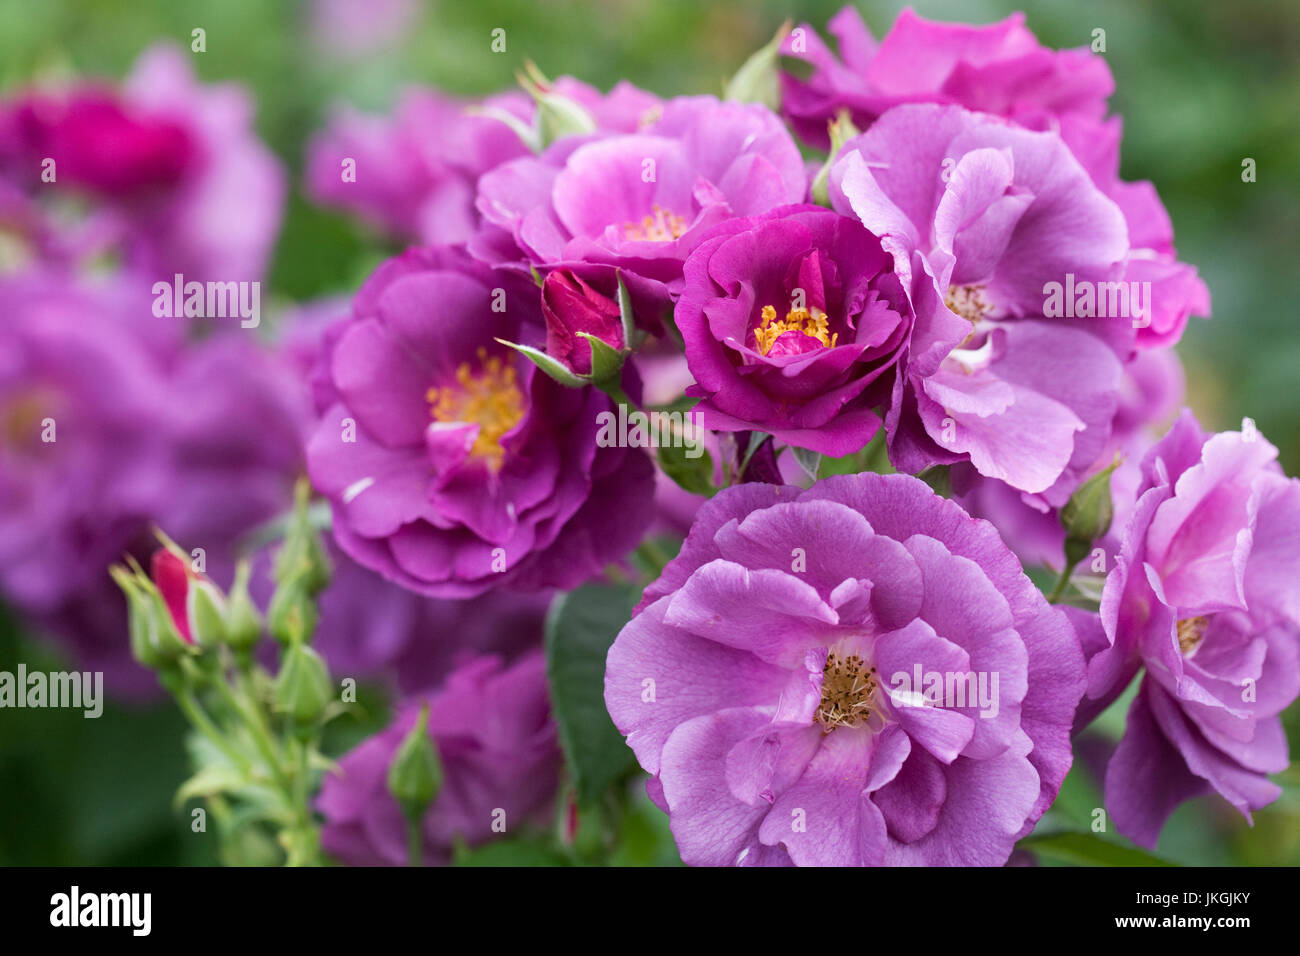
[0,0,1296,865]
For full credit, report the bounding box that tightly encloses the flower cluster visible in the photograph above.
[3,7,1295,869]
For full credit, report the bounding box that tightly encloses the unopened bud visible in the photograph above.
[224,559,263,653]
[273,643,331,727]
[268,570,318,647]
[187,579,228,649]
[1060,459,1120,569]
[387,704,442,822]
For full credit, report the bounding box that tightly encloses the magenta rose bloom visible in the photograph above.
[0,272,171,617]
[318,652,561,866]
[471,95,806,291]
[605,473,1084,866]
[1083,412,1300,847]
[830,103,1134,498]
[305,77,659,246]
[305,88,532,245]
[306,245,655,597]
[676,203,921,456]
[1,44,284,284]
[0,271,306,693]
[781,7,1111,150]
[784,7,1208,348]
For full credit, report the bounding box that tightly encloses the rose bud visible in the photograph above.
[541,269,625,376]
[150,547,227,649]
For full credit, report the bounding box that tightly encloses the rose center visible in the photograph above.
[0,225,32,272]
[754,305,838,356]
[622,204,687,242]
[1,389,57,451]
[945,284,993,324]
[1176,616,1209,656]
[816,649,878,731]
[426,348,525,469]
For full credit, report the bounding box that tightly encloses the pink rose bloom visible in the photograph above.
[1084,412,1300,846]
[830,103,1130,499]
[606,474,1083,865]
[1,44,285,284]
[783,6,1208,347]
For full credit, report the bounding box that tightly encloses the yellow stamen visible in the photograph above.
[945,284,993,324]
[622,204,687,242]
[753,304,838,355]
[1177,616,1208,656]
[816,650,877,731]
[2,390,55,448]
[426,347,525,469]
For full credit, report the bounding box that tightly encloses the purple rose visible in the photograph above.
[305,88,532,245]
[605,473,1084,865]
[783,7,1208,348]
[6,90,195,195]
[306,245,655,597]
[0,269,317,694]
[1083,412,1300,846]
[318,652,561,866]
[830,103,1133,498]
[781,8,1112,150]
[1,45,285,284]
[676,204,917,456]
[305,76,660,246]
[0,272,173,616]
[471,96,807,291]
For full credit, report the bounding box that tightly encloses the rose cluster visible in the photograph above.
[2,7,1295,867]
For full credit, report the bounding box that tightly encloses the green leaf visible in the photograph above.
[495,337,586,388]
[657,441,716,496]
[723,20,790,110]
[615,272,640,351]
[791,445,821,482]
[918,464,952,498]
[454,836,571,867]
[545,583,640,804]
[633,535,682,582]
[173,765,249,809]
[821,428,894,477]
[648,395,699,416]
[1019,831,1176,867]
[577,331,626,384]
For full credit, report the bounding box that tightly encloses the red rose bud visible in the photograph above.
[541,269,625,376]
[149,547,227,647]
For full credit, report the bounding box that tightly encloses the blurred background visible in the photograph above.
[0,0,1296,865]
